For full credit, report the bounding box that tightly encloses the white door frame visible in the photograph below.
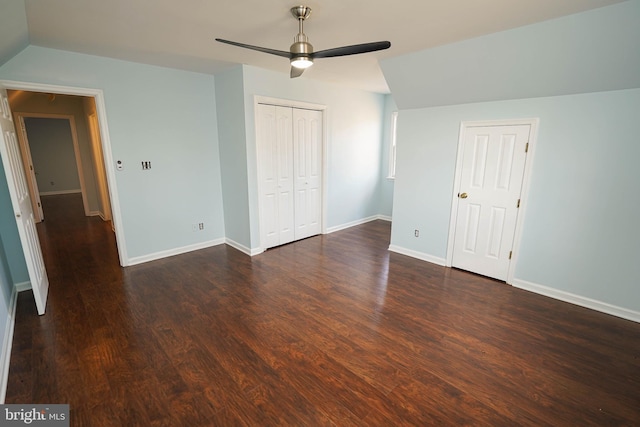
[15,113,91,217]
[1,80,128,267]
[254,96,327,254]
[445,118,539,284]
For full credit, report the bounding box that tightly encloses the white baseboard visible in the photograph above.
[225,239,262,256]
[383,247,640,323]
[127,215,393,263]
[388,245,447,266]
[39,189,82,196]
[87,210,104,219]
[242,215,392,256]
[127,238,225,266]
[0,286,18,403]
[512,279,640,323]
[14,281,31,292]
[326,215,390,234]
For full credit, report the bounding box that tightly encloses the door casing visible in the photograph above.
[0,80,128,266]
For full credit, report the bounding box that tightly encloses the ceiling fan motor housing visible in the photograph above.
[291,35,313,57]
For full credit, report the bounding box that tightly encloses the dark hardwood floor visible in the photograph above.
[6,194,640,426]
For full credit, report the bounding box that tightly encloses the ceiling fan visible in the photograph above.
[216,5,391,78]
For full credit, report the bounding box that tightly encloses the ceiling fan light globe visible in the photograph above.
[291,57,313,69]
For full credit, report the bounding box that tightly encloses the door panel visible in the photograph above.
[15,116,45,222]
[452,124,530,281]
[0,88,49,315]
[257,104,294,248]
[293,108,322,240]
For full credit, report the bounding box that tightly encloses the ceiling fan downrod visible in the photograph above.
[290,6,313,68]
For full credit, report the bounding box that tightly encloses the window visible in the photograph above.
[388,111,398,179]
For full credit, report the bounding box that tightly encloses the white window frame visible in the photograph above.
[388,111,398,179]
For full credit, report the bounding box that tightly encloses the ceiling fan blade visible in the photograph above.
[312,41,391,59]
[290,66,305,78]
[215,38,292,58]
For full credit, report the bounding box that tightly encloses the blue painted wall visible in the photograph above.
[242,65,388,248]
[214,66,247,249]
[382,2,640,314]
[0,46,226,260]
[378,95,397,218]
[389,89,640,312]
[0,46,393,267]
[381,1,640,109]
[0,234,14,371]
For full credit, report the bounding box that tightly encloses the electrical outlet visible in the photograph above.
[198,222,204,230]
[142,161,152,170]
[414,229,419,237]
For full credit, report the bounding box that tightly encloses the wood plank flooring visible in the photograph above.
[6,193,640,426]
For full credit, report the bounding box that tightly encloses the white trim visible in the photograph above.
[248,215,391,255]
[0,286,18,403]
[512,279,640,324]
[14,281,31,292]
[254,96,327,112]
[39,189,82,196]
[445,117,539,284]
[387,111,398,179]
[325,215,388,234]
[388,245,447,266]
[0,80,128,267]
[127,239,225,266]
[225,238,262,256]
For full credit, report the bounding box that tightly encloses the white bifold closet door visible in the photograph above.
[257,104,322,249]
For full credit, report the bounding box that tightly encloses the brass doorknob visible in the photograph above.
[459,192,468,199]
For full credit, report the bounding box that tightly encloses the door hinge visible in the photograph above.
[525,142,529,153]
[30,165,33,171]
[517,199,521,208]
[509,251,513,260]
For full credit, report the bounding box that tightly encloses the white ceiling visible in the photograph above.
[21,0,625,93]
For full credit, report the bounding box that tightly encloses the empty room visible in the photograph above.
[0,0,638,425]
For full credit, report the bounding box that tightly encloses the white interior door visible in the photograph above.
[15,115,45,222]
[293,108,322,240]
[0,88,49,315]
[452,124,530,281]
[257,104,294,248]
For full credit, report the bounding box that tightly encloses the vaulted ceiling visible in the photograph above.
[0,0,627,93]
